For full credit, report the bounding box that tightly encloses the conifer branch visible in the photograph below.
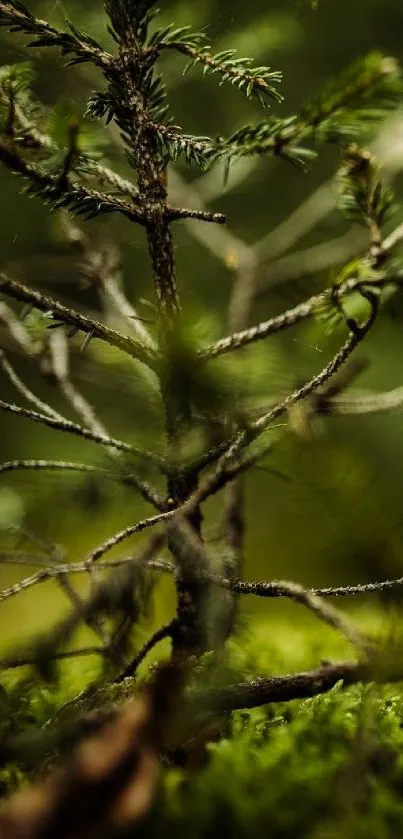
[0,139,148,225]
[213,53,402,168]
[85,511,174,565]
[153,28,282,106]
[200,268,402,362]
[0,457,163,507]
[0,398,161,464]
[0,273,156,368]
[0,459,110,477]
[0,1,112,70]
[0,549,170,608]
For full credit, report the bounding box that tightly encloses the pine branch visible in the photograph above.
[338,144,394,263]
[0,1,112,70]
[0,138,148,225]
[0,77,141,198]
[0,273,156,368]
[213,53,402,168]
[199,268,402,362]
[151,26,282,106]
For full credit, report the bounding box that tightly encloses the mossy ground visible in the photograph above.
[2,607,403,838]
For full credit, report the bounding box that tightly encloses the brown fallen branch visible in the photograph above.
[196,657,402,714]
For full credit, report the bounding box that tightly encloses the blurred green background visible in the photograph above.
[1,0,403,652]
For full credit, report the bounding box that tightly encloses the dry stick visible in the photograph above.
[212,574,403,599]
[0,273,155,369]
[0,557,173,610]
[3,550,403,601]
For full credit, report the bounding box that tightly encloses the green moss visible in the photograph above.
[2,612,403,837]
[141,685,403,839]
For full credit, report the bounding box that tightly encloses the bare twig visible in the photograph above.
[85,511,173,565]
[0,398,162,464]
[0,273,156,369]
[0,459,111,477]
[115,620,178,683]
[206,576,368,651]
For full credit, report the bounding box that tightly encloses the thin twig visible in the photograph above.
[85,511,174,565]
[0,398,162,464]
[193,331,365,505]
[206,576,367,651]
[0,273,156,369]
[115,620,177,683]
[0,459,111,477]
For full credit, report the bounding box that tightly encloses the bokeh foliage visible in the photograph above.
[0,0,403,647]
